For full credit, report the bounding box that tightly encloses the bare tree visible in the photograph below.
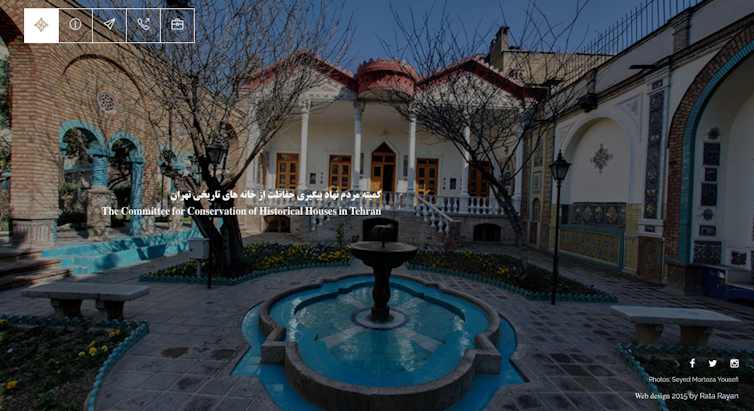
[0,49,10,188]
[101,0,352,275]
[380,1,600,284]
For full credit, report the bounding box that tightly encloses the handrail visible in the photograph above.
[413,193,457,223]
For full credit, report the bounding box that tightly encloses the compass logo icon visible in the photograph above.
[34,18,48,32]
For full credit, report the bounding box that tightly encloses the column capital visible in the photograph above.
[299,99,311,114]
[354,101,365,114]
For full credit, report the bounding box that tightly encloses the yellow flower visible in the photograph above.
[78,351,85,357]
[88,347,97,355]
[0,319,8,325]
[6,381,17,389]
[115,330,120,335]
[89,340,96,347]
[108,332,115,338]
[101,346,108,352]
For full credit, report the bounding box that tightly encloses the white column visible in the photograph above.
[513,138,524,212]
[245,99,261,192]
[297,100,310,194]
[460,125,470,212]
[407,115,417,193]
[352,101,365,190]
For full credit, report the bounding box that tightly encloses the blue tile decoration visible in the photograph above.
[701,267,754,302]
[532,140,544,167]
[702,142,720,166]
[234,295,524,411]
[128,162,144,237]
[0,314,149,411]
[677,40,754,264]
[615,344,669,411]
[702,208,714,221]
[643,91,664,219]
[700,183,717,207]
[42,229,201,275]
[92,154,108,186]
[693,240,722,265]
[571,202,626,228]
[559,226,623,268]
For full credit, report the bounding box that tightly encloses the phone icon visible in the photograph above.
[137,17,150,31]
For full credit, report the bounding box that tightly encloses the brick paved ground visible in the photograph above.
[1,233,752,411]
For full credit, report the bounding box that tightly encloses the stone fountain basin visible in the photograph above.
[256,274,504,411]
[348,241,418,267]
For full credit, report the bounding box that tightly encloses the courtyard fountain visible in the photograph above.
[234,226,524,411]
[348,225,418,322]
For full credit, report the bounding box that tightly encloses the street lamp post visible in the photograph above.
[549,150,571,305]
[205,141,228,289]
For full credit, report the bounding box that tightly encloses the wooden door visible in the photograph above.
[468,161,491,197]
[370,144,396,193]
[276,153,298,190]
[416,158,438,196]
[328,155,351,191]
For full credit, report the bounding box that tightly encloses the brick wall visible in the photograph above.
[665,24,754,262]
[0,0,244,247]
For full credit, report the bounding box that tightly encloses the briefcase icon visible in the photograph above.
[171,18,184,31]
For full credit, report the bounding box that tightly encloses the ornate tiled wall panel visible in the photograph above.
[643,90,664,219]
[571,202,627,229]
[559,226,623,268]
[693,240,722,265]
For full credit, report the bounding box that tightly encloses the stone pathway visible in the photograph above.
[1,234,752,411]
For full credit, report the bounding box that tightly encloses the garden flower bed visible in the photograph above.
[616,344,754,411]
[140,243,352,286]
[408,250,617,302]
[0,316,148,411]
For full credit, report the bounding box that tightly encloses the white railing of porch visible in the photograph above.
[306,191,456,234]
[421,195,507,216]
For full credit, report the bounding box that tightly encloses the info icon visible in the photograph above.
[731,358,739,368]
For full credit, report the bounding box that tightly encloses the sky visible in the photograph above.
[339,0,663,72]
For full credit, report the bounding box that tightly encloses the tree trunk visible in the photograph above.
[486,178,530,282]
[219,209,251,277]
[182,197,249,278]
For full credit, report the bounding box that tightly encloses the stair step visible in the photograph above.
[725,268,753,284]
[0,249,44,263]
[0,259,60,276]
[727,282,754,292]
[0,268,70,291]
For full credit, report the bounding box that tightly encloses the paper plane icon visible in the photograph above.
[104,18,115,31]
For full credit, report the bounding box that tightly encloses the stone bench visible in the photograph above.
[21,283,149,320]
[611,305,742,347]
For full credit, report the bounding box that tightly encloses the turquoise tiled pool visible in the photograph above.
[42,229,200,275]
[234,277,525,410]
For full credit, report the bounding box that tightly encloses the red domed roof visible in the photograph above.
[355,58,418,99]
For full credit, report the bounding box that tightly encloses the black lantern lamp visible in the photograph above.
[549,150,571,305]
[204,140,228,289]
[550,151,571,183]
[205,141,227,166]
